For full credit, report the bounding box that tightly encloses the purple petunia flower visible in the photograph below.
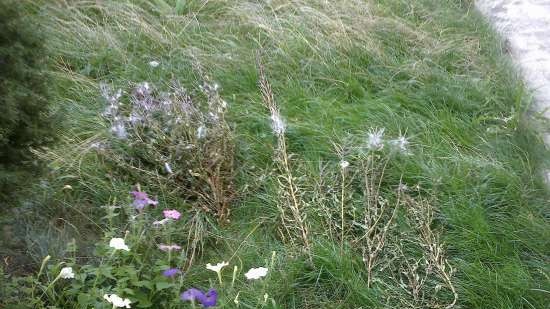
[181,288,203,301]
[181,288,218,308]
[162,268,182,278]
[130,190,158,210]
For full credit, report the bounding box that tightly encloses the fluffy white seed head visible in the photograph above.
[391,134,410,154]
[366,128,385,151]
[270,113,286,135]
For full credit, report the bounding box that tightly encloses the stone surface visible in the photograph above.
[476,0,550,144]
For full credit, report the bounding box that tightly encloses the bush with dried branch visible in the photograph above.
[97,73,235,265]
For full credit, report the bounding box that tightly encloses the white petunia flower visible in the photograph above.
[109,238,130,251]
[244,267,268,280]
[157,244,182,252]
[206,261,229,273]
[366,128,385,151]
[104,294,132,308]
[152,218,171,226]
[207,261,229,284]
[59,267,75,279]
[148,60,160,68]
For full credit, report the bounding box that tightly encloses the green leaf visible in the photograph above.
[155,281,175,291]
[133,280,154,290]
[133,290,153,308]
[123,288,135,295]
[98,265,115,280]
[77,293,91,306]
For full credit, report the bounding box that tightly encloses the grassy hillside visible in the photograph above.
[1,0,548,308]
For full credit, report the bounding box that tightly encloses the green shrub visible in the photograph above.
[0,1,54,164]
[0,0,56,200]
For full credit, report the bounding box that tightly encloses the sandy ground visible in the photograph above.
[476,0,550,143]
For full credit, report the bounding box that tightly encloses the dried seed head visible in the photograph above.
[391,134,410,154]
[366,128,385,151]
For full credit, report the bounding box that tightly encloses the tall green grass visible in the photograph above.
[2,0,548,308]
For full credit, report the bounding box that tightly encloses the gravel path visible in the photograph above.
[476,0,550,143]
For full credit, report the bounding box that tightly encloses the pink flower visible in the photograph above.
[163,209,181,220]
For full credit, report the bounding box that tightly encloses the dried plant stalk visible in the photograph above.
[403,193,458,309]
[360,154,400,288]
[256,53,311,253]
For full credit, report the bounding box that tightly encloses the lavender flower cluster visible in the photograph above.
[100,80,221,142]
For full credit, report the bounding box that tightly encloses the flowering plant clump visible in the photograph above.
[98,77,236,265]
[99,78,235,225]
[21,188,281,308]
